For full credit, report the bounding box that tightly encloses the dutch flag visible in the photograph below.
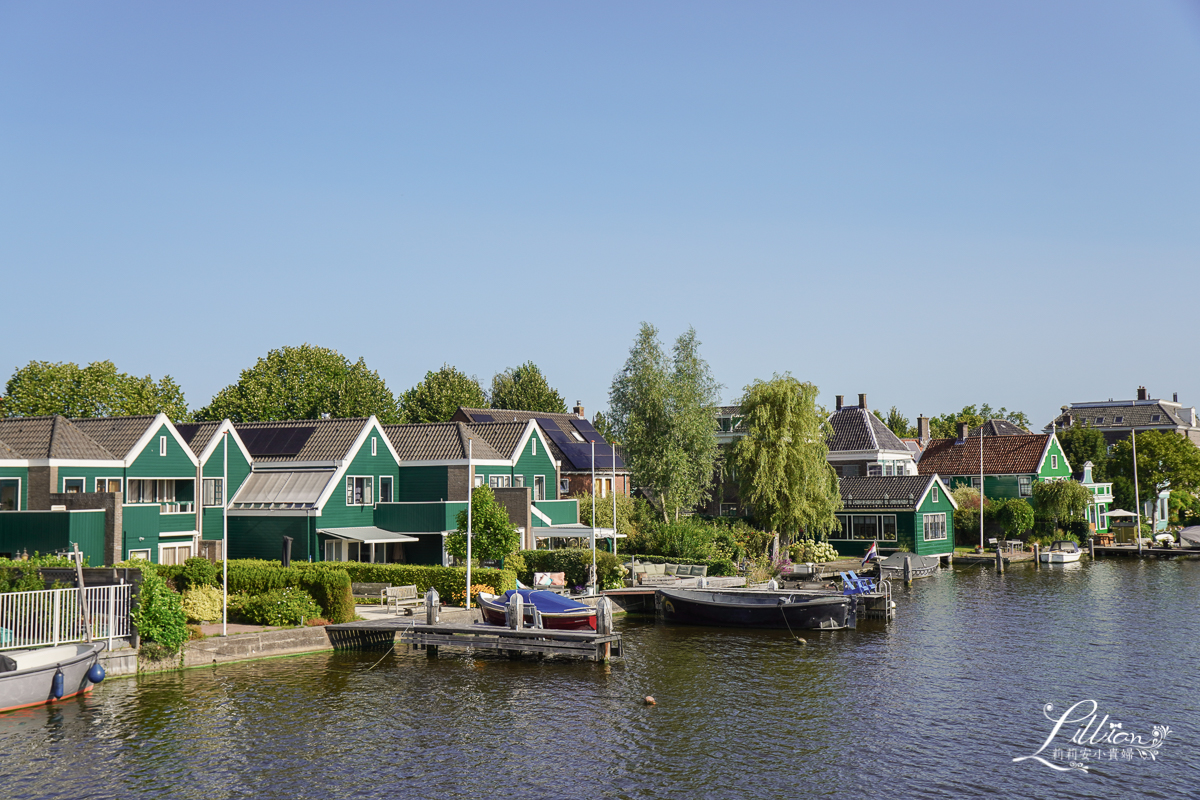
[862,541,878,565]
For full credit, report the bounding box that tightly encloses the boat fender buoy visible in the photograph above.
[644,696,656,706]
[888,601,897,609]
[795,637,807,645]
[87,663,106,684]
[51,667,64,700]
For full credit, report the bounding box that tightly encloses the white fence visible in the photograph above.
[0,584,133,651]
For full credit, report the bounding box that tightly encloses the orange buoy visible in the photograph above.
[644,696,656,706]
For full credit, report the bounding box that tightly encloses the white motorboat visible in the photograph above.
[1040,540,1082,564]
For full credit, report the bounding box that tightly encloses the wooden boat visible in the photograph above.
[656,588,852,630]
[1040,540,1082,564]
[477,590,597,631]
[0,642,106,713]
[877,552,941,580]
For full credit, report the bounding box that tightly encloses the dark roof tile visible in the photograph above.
[917,434,1051,476]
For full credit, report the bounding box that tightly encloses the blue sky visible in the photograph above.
[3,2,1199,426]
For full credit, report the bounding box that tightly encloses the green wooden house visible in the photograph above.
[832,474,957,557]
[177,420,254,558]
[916,425,1072,503]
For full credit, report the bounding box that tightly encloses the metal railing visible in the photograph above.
[0,584,133,651]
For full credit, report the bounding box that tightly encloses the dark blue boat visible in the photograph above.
[477,589,597,630]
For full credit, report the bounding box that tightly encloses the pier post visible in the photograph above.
[596,598,613,662]
[1089,538,1095,559]
[903,556,912,585]
[507,592,524,630]
[995,548,1004,574]
[1033,543,1039,567]
[425,588,440,625]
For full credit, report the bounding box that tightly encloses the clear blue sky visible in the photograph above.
[3,2,1199,426]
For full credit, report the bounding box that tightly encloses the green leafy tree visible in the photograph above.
[591,410,617,444]
[731,375,841,540]
[447,485,521,562]
[398,364,487,423]
[874,406,915,438]
[609,324,722,522]
[1058,424,1108,480]
[130,567,188,653]
[951,485,984,544]
[1031,479,1092,533]
[990,497,1035,540]
[196,344,399,423]
[929,404,1031,438]
[489,362,566,413]
[1106,431,1200,530]
[2,360,190,420]
[572,490,639,539]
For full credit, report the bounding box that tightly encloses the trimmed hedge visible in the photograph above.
[517,549,625,590]
[225,561,355,624]
[333,563,516,606]
[622,554,736,577]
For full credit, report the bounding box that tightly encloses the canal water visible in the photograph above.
[1,559,1197,799]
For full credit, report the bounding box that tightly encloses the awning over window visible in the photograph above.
[318,526,419,543]
[531,525,626,541]
[230,470,334,509]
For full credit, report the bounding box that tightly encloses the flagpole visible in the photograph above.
[612,432,618,560]
[466,437,473,609]
[979,423,984,551]
[222,428,228,637]
[590,438,596,596]
[1132,428,1141,554]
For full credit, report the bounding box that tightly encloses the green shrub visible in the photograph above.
[332,563,516,606]
[131,567,188,653]
[620,553,736,577]
[0,553,88,593]
[225,560,355,624]
[517,549,625,590]
[180,557,220,591]
[242,587,322,626]
[181,585,224,623]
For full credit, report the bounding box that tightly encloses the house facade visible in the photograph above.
[177,421,254,559]
[917,423,1073,502]
[1046,387,1200,447]
[827,394,919,478]
[1078,461,1114,534]
[832,475,957,558]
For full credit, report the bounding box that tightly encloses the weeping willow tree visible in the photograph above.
[731,375,842,543]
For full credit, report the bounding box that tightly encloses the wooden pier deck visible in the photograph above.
[325,618,622,662]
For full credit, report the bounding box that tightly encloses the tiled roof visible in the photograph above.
[175,422,221,457]
[70,415,158,459]
[969,419,1031,437]
[383,422,504,462]
[0,437,23,459]
[453,407,625,472]
[0,416,117,460]
[827,407,909,453]
[917,434,1050,476]
[466,421,528,459]
[900,439,925,458]
[1049,402,1198,432]
[839,475,935,508]
[233,417,368,463]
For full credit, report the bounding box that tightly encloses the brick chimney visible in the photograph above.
[1137,386,1148,401]
[573,401,585,419]
[956,421,969,441]
[917,415,930,446]
[835,395,844,411]
[1174,392,1178,403]
[858,393,867,411]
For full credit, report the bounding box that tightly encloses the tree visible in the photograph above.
[2,360,190,420]
[1031,479,1092,534]
[731,375,841,540]
[489,362,566,413]
[990,497,1035,540]
[572,490,639,539]
[591,410,617,444]
[929,405,1031,438]
[196,344,399,423]
[446,485,521,562]
[1106,431,1200,530]
[609,324,721,522]
[1058,424,1108,480]
[874,406,915,438]
[398,364,487,423]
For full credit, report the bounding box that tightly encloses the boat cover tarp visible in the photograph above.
[1179,526,1200,548]
[502,589,591,613]
[879,552,940,570]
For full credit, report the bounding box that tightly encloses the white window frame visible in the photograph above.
[559,478,570,495]
[513,475,525,488]
[158,539,195,566]
[371,436,377,457]
[202,477,225,507]
[489,474,512,489]
[1051,454,1058,470]
[94,477,124,493]
[534,475,546,501]
[474,474,484,488]
[127,549,151,561]
[345,476,374,506]
[378,476,393,503]
[970,477,982,491]
[159,435,167,457]
[932,485,939,503]
[62,477,86,493]
[923,512,948,541]
[1018,475,1032,497]
[532,437,537,456]
[0,477,21,511]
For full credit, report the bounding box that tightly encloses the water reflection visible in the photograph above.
[0,560,1196,798]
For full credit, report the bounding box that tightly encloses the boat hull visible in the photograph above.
[477,592,597,631]
[657,589,851,630]
[1040,551,1081,563]
[0,642,106,714]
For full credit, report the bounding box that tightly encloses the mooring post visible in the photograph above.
[995,548,1004,573]
[425,588,440,625]
[1033,542,1039,567]
[903,556,913,585]
[1089,538,1095,559]
[507,591,524,630]
[596,597,613,662]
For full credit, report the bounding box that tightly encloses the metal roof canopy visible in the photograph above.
[531,525,626,540]
[318,526,419,543]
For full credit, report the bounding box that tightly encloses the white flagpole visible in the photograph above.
[222,429,228,637]
[590,438,596,595]
[612,434,618,560]
[466,437,473,609]
[1132,428,1141,553]
[979,424,984,551]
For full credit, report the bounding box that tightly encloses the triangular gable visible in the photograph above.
[915,474,958,510]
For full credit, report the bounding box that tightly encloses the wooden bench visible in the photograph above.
[351,582,392,604]
[383,584,422,614]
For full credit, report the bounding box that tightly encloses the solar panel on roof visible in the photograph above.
[240,426,316,457]
[472,413,494,422]
[571,419,602,440]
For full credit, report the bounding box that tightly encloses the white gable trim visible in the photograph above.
[508,420,543,465]
[1034,433,1068,476]
[122,413,199,468]
[915,474,958,510]
[197,420,254,467]
[314,417,399,511]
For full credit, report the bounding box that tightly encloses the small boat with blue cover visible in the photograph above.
[477,590,597,631]
[0,642,107,713]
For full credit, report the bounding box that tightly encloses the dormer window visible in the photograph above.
[1151,414,1161,422]
[571,430,585,442]
[1114,416,1124,423]
[1095,417,1104,424]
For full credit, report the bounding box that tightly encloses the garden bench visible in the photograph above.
[351,582,392,604]
[383,584,422,614]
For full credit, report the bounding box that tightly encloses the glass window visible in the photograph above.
[923,513,947,541]
[932,486,940,503]
[1051,455,1058,469]
[0,479,18,511]
[345,476,373,505]
[371,437,377,456]
[475,474,485,488]
[63,478,84,493]
[852,515,878,541]
[378,476,392,503]
[1019,475,1032,497]
[159,436,167,456]
[881,515,897,540]
[834,514,850,537]
[534,476,546,501]
[202,478,224,507]
[513,475,525,488]
[95,477,122,493]
[867,465,882,477]
[559,478,570,494]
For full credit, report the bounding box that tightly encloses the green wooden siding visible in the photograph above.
[122,504,161,562]
[0,467,28,510]
[227,515,316,561]
[513,429,558,499]
[946,474,1031,502]
[1038,437,1073,480]
[397,466,451,502]
[0,509,105,564]
[533,499,579,525]
[200,436,251,540]
[159,511,198,533]
[55,467,126,494]
[318,427,400,528]
[914,484,955,556]
[126,424,196,479]
[374,501,467,533]
[200,507,224,541]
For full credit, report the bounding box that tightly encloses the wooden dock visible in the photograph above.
[1092,545,1200,559]
[325,618,622,662]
